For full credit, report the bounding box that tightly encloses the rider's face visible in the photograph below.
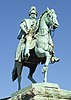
[30,13,37,19]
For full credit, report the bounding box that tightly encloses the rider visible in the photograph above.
[15,6,38,62]
[15,6,59,63]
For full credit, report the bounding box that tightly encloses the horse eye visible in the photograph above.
[48,15,53,18]
[48,15,51,17]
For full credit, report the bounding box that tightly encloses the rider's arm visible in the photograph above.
[20,20,28,34]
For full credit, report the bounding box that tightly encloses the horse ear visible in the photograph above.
[51,9,57,17]
[47,7,50,11]
[46,7,51,15]
[51,9,55,13]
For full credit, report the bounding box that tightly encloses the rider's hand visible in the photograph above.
[26,30,30,34]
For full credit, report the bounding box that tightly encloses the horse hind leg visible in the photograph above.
[28,64,37,83]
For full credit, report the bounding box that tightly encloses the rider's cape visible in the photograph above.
[17,29,25,40]
[17,19,36,40]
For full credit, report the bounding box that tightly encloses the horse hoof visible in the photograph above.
[51,57,60,64]
[28,75,37,83]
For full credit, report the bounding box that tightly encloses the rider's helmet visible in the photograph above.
[29,6,38,16]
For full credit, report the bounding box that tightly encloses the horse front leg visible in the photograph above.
[42,65,48,82]
[17,62,23,90]
[42,52,51,82]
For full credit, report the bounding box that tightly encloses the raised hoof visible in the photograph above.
[51,57,60,64]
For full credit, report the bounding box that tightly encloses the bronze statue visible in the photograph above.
[12,6,60,90]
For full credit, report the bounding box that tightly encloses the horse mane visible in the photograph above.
[40,10,48,20]
[34,10,48,35]
[38,10,48,28]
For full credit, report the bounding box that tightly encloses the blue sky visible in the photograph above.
[0,0,71,98]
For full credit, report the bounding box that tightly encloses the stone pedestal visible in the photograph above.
[8,83,71,100]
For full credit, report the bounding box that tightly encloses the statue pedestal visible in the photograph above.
[9,82,71,100]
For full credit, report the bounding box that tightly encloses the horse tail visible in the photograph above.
[12,67,18,81]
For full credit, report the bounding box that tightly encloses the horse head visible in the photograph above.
[44,8,59,30]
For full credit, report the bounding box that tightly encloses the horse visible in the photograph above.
[12,8,59,90]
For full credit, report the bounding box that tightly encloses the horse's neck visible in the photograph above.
[39,17,49,34]
[38,16,53,45]
[40,18,47,29]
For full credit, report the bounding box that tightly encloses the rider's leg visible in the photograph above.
[25,35,32,60]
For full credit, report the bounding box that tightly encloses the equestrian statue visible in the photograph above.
[12,6,60,90]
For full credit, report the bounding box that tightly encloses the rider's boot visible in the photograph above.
[24,41,30,60]
[24,46,30,60]
[25,52,30,60]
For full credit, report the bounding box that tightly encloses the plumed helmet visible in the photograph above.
[29,6,38,16]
